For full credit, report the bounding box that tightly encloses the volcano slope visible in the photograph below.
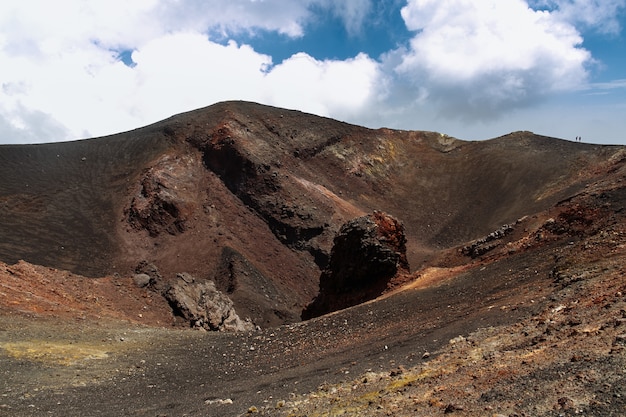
[0,101,625,416]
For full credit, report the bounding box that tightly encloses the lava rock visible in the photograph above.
[132,273,151,288]
[134,261,163,290]
[302,211,409,319]
[165,274,254,332]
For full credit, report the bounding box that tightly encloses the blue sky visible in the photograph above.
[0,0,625,145]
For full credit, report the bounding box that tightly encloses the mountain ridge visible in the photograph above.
[1,101,626,416]
[0,100,621,326]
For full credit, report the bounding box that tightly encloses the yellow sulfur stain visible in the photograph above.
[0,341,109,366]
[295,366,452,417]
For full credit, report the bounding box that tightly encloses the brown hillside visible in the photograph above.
[1,101,626,416]
[0,101,617,327]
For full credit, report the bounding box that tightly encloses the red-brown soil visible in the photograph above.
[1,101,625,416]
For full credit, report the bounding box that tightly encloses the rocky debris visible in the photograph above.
[461,223,515,258]
[164,272,255,332]
[255,240,626,417]
[543,203,601,236]
[204,398,233,406]
[133,260,258,331]
[302,211,409,319]
[134,260,164,291]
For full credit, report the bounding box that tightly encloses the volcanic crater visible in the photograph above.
[1,101,625,416]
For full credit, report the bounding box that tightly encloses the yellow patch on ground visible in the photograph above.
[0,340,109,366]
[292,365,459,417]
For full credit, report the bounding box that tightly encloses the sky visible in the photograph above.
[1,0,625,145]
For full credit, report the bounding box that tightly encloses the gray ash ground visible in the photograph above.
[3,221,626,417]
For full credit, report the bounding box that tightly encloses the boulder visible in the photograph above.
[134,261,165,291]
[302,211,409,319]
[165,273,254,332]
[132,273,151,288]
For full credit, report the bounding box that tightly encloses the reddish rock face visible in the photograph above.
[302,211,409,319]
[125,154,200,237]
[371,210,409,271]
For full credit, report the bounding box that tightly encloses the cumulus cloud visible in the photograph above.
[530,0,626,35]
[153,0,313,38]
[0,0,375,52]
[264,52,381,117]
[0,0,619,143]
[392,0,591,120]
[150,0,374,39]
[0,0,380,142]
[126,33,272,123]
[126,34,381,123]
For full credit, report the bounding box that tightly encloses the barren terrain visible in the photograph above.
[1,101,625,416]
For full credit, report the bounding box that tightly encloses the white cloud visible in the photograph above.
[127,34,381,126]
[0,30,140,140]
[0,0,380,142]
[127,33,271,122]
[165,0,375,38]
[320,0,374,36]
[589,79,626,90]
[530,0,626,35]
[0,1,161,54]
[392,0,591,120]
[264,52,381,118]
[0,102,70,144]
[0,0,621,144]
[152,0,312,38]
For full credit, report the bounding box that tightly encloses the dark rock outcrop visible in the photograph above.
[194,122,333,254]
[134,260,166,291]
[302,211,409,319]
[461,223,515,258]
[125,154,199,237]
